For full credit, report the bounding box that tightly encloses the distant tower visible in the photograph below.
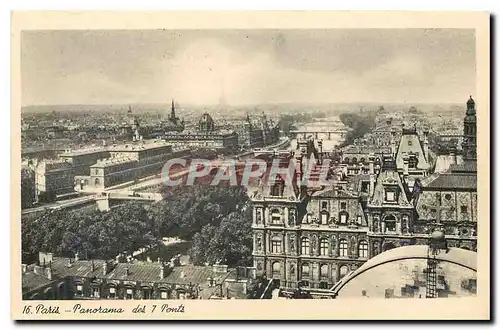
[461,95,477,161]
[170,99,178,123]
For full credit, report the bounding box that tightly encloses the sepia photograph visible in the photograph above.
[11,11,490,320]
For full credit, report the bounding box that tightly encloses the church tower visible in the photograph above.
[461,96,477,161]
[170,99,178,123]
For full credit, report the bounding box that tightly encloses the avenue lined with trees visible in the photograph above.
[22,185,253,267]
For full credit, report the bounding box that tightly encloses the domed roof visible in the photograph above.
[332,245,477,297]
[466,95,476,116]
[198,112,215,132]
[467,95,475,106]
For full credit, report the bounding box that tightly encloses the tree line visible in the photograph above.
[338,112,377,147]
[22,185,253,268]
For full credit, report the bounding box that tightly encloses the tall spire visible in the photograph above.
[170,99,176,121]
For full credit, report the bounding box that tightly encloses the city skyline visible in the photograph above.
[21,29,476,107]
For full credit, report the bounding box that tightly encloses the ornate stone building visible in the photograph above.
[250,96,478,296]
[414,96,478,251]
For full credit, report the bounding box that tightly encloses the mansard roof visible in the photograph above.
[395,129,430,171]
[311,186,358,199]
[368,169,413,208]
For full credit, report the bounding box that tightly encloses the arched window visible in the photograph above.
[358,240,369,258]
[301,263,310,276]
[57,282,65,299]
[272,261,281,276]
[339,239,348,257]
[94,178,100,187]
[344,157,350,163]
[320,264,329,280]
[44,287,53,300]
[271,175,285,197]
[319,238,329,256]
[270,209,282,225]
[320,211,329,225]
[301,237,310,255]
[339,265,349,279]
[352,157,358,164]
[360,157,366,163]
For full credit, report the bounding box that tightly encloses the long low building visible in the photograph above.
[22,252,252,300]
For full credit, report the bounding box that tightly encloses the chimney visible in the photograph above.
[91,260,96,272]
[369,159,376,197]
[74,253,79,261]
[125,267,130,276]
[180,271,186,279]
[21,264,27,274]
[160,262,171,279]
[368,154,375,175]
[103,262,108,276]
[46,267,52,280]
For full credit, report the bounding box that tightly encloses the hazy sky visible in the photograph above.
[21,29,476,106]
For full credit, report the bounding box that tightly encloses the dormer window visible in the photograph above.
[385,188,398,202]
[340,202,347,210]
[271,175,285,197]
[408,140,413,146]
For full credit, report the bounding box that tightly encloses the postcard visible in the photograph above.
[11,11,490,320]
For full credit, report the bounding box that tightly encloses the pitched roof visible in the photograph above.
[395,132,430,170]
[368,170,413,208]
[22,272,54,293]
[424,173,476,190]
[312,187,358,199]
[448,161,477,174]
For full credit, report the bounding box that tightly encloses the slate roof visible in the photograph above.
[424,173,476,190]
[368,170,413,208]
[34,258,218,286]
[395,132,430,170]
[312,187,358,199]
[22,272,54,293]
[448,161,477,174]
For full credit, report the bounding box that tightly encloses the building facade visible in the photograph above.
[249,96,478,297]
[34,159,75,200]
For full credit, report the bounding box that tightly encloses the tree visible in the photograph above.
[21,202,159,263]
[189,206,253,267]
[21,168,36,209]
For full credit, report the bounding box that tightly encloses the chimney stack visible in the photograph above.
[159,263,166,279]
[103,262,108,276]
[125,267,130,276]
[46,267,52,280]
[74,253,79,261]
[423,130,429,161]
[368,154,376,197]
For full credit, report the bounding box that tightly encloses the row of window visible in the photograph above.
[271,262,352,281]
[75,284,170,300]
[270,237,369,258]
